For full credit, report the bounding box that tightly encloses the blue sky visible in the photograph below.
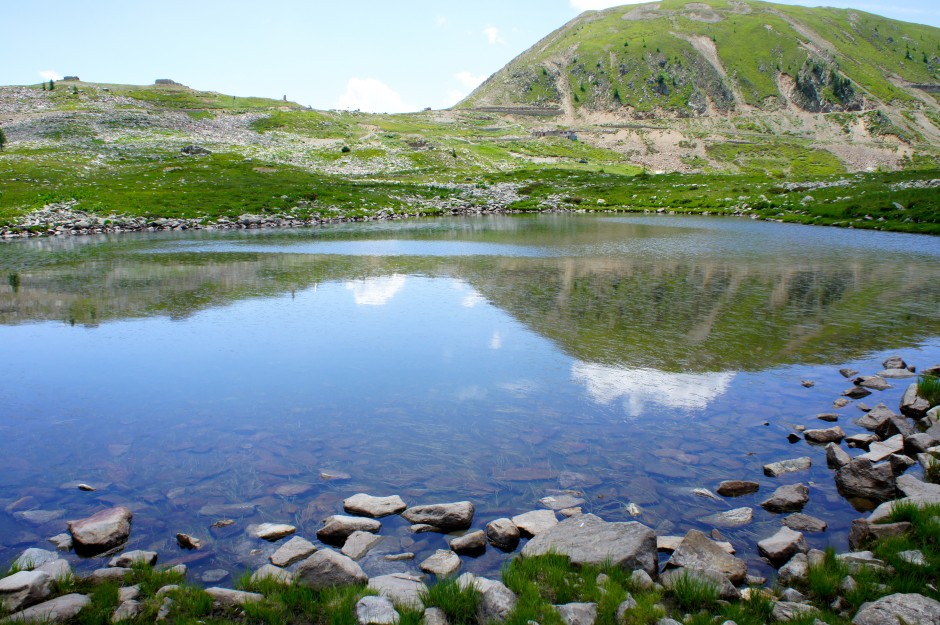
[3,1,938,113]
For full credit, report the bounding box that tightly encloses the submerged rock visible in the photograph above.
[715,481,759,497]
[67,506,132,556]
[521,513,657,578]
[763,457,811,477]
[247,523,296,541]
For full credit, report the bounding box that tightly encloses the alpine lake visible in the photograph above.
[1,213,939,584]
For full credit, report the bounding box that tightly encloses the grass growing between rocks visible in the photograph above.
[917,374,940,407]
[421,577,480,625]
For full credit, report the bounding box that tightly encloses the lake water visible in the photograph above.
[1,214,939,583]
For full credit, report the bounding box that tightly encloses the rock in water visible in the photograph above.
[763,457,811,477]
[715,481,759,497]
[699,507,753,528]
[663,529,747,585]
[826,443,852,468]
[295,550,367,590]
[852,593,940,625]
[521,513,657,578]
[782,513,827,533]
[67,506,132,556]
[449,530,486,554]
[317,515,381,545]
[510,510,558,536]
[486,518,521,552]
[400,502,474,530]
[419,550,461,577]
[270,536,317,567]
[804,426,845,444]
[835,458,897,502]
[344,494,407,518]
[757,527,807,567]
[247,523,296,541]
[761,483,809,513]
[108,550,157,568]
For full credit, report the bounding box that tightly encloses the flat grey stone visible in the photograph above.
[344,494,407,518]
[761,483,809,513]
[758,527,807,567]
[342,531,384,560]
[247,523,296,541]
[782,513,827,533]
[3,593,90,623]
[763,457,811,477]
[420,549,461,577]
[401,502,473,530]
[804,426,845,444]
[853,593,940,625]
[700,507,753,528]
[449,530,486,554]
[271,535,317,567]
[510,509,558,536]
[67,506,132,556]
[859,435,904,462]
[538,494,586,510]
[35,560,71,582]
[521,513,657,578]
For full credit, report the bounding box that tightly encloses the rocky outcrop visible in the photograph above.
[521,514,657,577]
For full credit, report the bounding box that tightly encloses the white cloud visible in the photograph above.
[345,275,407,306]
[570,0,648,10]
[455,71,485,89]
[489,331,502,350]
[572,361,735,417]
[336,78,414,114]
[39,70,62,81]
[483,26,504,45]
[435,15,448,28]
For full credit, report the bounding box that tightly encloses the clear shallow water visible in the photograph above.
[1,214,939,582]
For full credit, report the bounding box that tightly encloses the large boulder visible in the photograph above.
[521,514,657,578]
[344,494,407,518]
[400,502,474,530]
[835,458,897,502]
[295,549,367,590]
[853,593,940,625]
[663,529,747,585]
[67,506,132,555]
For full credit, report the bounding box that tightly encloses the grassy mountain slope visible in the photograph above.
[460,0,940,116]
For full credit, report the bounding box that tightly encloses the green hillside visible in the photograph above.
[460,0,940,115]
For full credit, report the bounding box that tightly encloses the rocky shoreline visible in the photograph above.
[1,358,939,624]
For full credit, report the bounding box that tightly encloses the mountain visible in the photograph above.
[460,0,940,122]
